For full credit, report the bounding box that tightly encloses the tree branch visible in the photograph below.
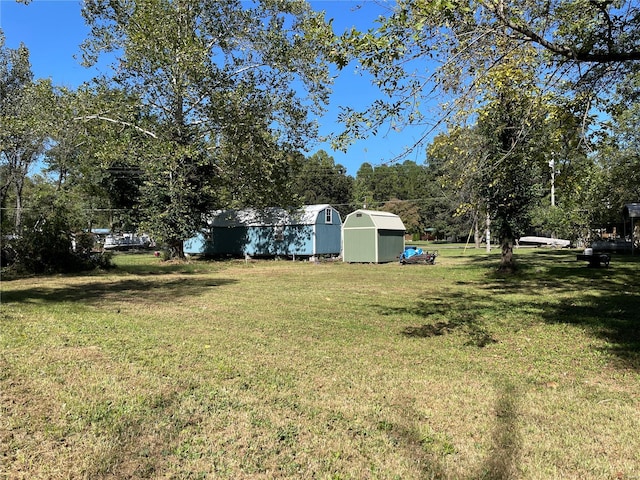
[482,0,640,63]
[74,114,158,138]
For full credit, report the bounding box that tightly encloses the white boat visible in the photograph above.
[518,236,571,248]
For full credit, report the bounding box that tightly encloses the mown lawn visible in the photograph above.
[1,248,639,479]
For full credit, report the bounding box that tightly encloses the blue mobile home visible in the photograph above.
[184,204,342,258]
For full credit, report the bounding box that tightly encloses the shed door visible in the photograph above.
[377,229,404,263]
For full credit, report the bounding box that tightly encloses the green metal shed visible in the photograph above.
[342,209,406,263]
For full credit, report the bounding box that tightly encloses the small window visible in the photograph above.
[325,208,332,224]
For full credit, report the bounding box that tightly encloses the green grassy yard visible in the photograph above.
[1,249,639,479]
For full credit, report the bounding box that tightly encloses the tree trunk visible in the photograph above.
[499,236,515,272]
[15,176,24,235]
[485,212,491,253]
[474,213,481,248]
[167,238,185,260]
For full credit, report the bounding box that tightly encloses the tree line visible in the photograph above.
[2,0,639,273]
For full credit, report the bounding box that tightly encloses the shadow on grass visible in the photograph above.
[392,250,640,369]
[383,419,448,479]
[1,277,238,306]
[382,380,521,480]
[384,298,499,348]
[110,254,227,276]
[475,381,521,480]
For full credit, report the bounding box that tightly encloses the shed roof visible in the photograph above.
[345,209,406,231]
[207,204,334,227]
[623,203,640,218]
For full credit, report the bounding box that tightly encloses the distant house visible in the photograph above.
[342,210,406,263]
[184,204,342,258]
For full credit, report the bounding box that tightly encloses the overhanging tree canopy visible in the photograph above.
[330,0,640,269]
[79,0,333,257]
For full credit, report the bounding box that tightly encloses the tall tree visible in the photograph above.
[45,85,149,232]
[470,42,553,269]
[427,126,489,245]
[292,150,353,217]
[353,162,375,208]
[331,0,640,148]
[380,198,422,237]
[80,0,332,258]
[330,0,639,268]
[0,34,55,234]
[588,71,640,231]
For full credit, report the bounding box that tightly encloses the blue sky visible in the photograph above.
[1,0,435,176]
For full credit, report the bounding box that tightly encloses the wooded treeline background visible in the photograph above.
[2,0,639,272]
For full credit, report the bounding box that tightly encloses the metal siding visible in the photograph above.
[213,227,250,255]
[244,225,314,255]
[184,227,249,255]
[186,205,342,257]
[246,227,274,255]
[184,233,206,254]
[284,225,314,255]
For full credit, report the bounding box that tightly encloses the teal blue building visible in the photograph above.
[184,204,342,258]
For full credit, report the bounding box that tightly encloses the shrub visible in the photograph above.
[6,205,113,275]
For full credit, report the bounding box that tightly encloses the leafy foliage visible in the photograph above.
[352,160,461,240]
[4,191,112,275]
[78,0,333,258]
[290,150,354,217]
[331,0,640,266]
[0,35,55,234]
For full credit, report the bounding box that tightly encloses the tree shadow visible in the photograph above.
[475,381,521,480]
[380,381,521,480]
[0,276,238,307]
[542,291,640,369]
[492,252,640,369]
[394,250,640,369]
[109,255,224,276]
[378,297,499,348]
[376,403,449,479]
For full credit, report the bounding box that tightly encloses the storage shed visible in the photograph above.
[342,210,406,263]
[184,204,342,258]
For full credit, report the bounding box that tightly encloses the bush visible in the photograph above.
[5,205,113,275]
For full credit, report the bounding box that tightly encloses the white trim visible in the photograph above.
[312,224,317,254]
[325,207,332,224]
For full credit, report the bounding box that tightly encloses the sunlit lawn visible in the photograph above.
[1,248,639,479]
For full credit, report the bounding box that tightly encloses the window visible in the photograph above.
[325,208,332,224]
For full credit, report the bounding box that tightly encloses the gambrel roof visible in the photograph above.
[207,204,335,227]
